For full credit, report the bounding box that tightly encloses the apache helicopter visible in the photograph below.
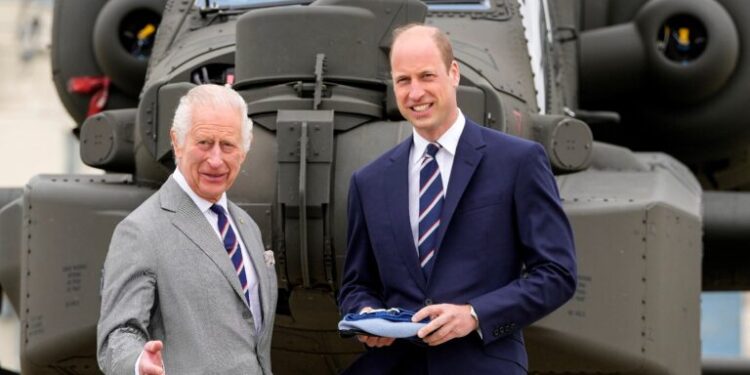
[1,0,748,374]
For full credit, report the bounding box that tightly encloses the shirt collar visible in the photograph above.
[172,168,228,213]
[411,110,465,165]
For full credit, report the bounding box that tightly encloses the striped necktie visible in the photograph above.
[418,143,444,277]
[210,204,250,304]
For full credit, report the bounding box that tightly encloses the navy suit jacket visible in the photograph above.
[338,119,577,374]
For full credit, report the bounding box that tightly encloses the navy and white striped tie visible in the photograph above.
[210,204,250,304]
[418,143,444,277]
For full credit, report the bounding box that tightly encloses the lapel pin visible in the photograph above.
[264,250,275,266]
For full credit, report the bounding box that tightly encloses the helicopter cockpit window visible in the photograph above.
[423,0,490,11]
[200,0,492,11]
[196,0,313,10]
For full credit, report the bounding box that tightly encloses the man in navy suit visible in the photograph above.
[338,24,577,374]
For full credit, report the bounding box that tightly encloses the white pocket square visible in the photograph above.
[264,250,275,266]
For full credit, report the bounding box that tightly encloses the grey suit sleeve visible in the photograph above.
[97,218,158,374]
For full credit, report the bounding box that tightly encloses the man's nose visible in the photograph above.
[408,82,425,100]
[207,144,223,166]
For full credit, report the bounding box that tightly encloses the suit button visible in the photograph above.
[242,311,252,319]
[424,299,433,306]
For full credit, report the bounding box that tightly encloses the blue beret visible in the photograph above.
[338,308,429,338]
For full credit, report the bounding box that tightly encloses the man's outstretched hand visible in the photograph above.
[139,340,165,375]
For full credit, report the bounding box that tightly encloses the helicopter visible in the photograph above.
[0,0,748,373]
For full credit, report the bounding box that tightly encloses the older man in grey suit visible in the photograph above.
[97,84,277,375]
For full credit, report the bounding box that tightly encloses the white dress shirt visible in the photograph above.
[408,110,466,250]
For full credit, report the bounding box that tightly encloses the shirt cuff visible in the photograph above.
[134,351,142,375]
[470,305,483,339]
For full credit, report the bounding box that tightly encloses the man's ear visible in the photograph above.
[170,130,182,160]
[449,60,460,87]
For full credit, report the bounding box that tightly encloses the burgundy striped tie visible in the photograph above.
[210,204,250,304]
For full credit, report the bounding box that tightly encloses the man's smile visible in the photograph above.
[200,171,228,182]
[411,103,432,112]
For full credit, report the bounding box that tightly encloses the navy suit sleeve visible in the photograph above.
[338,172,387,314]
[469,143,577,345]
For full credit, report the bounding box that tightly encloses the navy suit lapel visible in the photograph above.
[433,120,485,255]
[385,139,428,291]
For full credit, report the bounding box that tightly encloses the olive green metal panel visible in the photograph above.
[19,175,154,374]
[526,151,701,374]
[0,189,23,313]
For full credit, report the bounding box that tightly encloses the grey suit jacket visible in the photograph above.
[97,177,277,374]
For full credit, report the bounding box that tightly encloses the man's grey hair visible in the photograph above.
[171,84,253,152]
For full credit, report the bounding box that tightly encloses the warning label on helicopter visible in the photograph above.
[567,274,590,318]
[63,263,87,308]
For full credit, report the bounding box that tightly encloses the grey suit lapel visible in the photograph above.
[228,202,273,329]
[160,178,249,307]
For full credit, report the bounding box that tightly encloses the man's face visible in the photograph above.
[171,105,247,202]
[391,28,460,141]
